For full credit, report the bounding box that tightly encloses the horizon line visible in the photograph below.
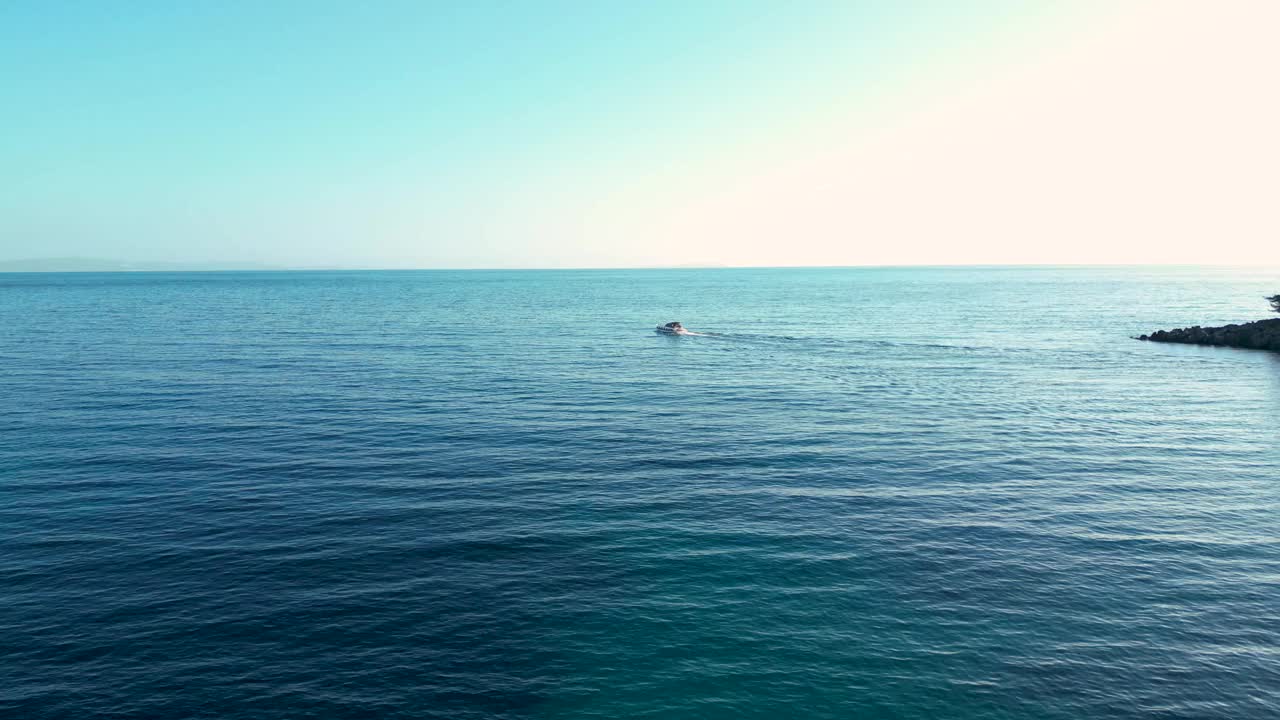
[2,262,1278,274]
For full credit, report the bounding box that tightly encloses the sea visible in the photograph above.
[3,266,1279,719]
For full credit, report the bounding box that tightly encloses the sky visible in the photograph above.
[2,1,1277,268]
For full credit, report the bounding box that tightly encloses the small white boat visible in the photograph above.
[655,321,690,335]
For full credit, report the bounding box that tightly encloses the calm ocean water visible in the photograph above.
[3,266,1279,719]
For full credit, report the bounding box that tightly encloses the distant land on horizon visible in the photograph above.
[1,258,1275,273]
[0,258,746,273]
[0,258,293,273]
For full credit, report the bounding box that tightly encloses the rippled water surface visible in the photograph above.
[3,267,1279,719]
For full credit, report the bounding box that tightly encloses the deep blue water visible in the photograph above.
[3,267,1279,719]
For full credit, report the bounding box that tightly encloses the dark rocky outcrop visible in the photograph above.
[1137,318,1280,352]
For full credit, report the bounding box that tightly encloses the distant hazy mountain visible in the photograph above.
[0,258,286,272]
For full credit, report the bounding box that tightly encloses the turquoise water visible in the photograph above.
[3,267,1279,719]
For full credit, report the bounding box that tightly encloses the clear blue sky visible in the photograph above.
[3,2,1275,267]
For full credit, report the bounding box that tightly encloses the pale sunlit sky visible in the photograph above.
[2,1,1276,268]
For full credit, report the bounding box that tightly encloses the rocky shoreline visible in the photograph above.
[1137,317,1280,352]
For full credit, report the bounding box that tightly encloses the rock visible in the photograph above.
[1138,317,1280,353]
